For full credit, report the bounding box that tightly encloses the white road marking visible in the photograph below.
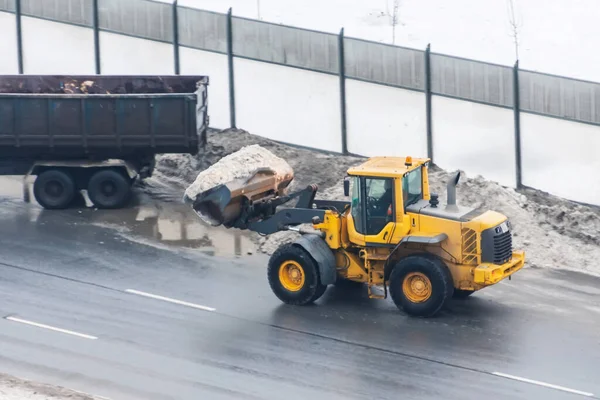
[125,289,216,312]
[5,317,98,340]
[493,372,594,397]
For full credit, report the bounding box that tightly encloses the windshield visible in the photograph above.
[402,167,422,208]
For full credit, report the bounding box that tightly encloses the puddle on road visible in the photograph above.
[0,176,258,258]
[85,202,258,258]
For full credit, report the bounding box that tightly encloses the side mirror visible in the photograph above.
[343,177,350,197]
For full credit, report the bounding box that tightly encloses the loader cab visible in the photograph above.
[343,156,430,247]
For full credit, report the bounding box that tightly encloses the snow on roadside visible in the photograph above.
[151,128,600,277]
[0,374,104,400]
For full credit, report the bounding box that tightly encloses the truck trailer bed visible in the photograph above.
[0,75,208,162]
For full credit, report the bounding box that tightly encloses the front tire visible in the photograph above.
[389,254,453,317]
[87,169,131,209]
[33,169,76,210]
[267,244,327,305]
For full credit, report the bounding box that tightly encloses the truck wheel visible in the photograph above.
[87,169,131,209]
[267,243,326,306]
[388,254,453,317]
[33,169,76,210]
[453,289,475,299]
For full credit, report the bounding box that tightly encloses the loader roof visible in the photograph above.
[347,156,429,178]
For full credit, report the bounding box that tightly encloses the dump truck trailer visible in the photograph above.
[0,75,208,209]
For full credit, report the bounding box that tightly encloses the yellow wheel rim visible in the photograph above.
[402,272,432,303]
[279,260,305,292]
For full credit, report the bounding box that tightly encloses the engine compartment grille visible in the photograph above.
[493,230,513,264]
[481,221,513,265]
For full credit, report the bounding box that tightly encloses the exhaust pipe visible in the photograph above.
[445,171,461,212]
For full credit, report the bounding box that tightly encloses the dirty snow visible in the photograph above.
[0,374,102,400]
[151,128,600,277]
[147,128,364,198]
[184,144,293,202]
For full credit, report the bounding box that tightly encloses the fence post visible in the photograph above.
[15,0,23,74]
[424,44,433,161]
[92,0,100,74]
[172,0,180,75]
[338,28,348,155]
[513,60,522,188]
[226,7,236,128]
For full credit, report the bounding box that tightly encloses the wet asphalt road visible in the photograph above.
[1,179,599,400]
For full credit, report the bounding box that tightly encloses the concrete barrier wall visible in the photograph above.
[99,31,173,74]
[234,58,342,153]
[521,113,600,205]
[180,48,230,130]
[432,96,517,188]
[22,16,95,74]
[346,80,427,157]
[4,13,600,206]
[0,12,18,73]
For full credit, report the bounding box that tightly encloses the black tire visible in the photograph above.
[453,289,475,299]
[311,283,328,302]
[33,169,76,210]
[87,169,131,209]
[267,243,327,306]
[388,254,453,317]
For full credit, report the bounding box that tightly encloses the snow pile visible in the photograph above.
[150,127,600,277]
[183,144,293,202]
[426,167,600,276]
[0,373,101,400]
[261,165,600,277]
[146,128,364,200]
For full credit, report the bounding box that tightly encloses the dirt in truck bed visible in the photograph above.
[149,128,600,277]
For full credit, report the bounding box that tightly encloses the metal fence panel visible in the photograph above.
[232,17,338,74]
[178,7,226,54]
[519,70,600,124]
[431,54,513,107]
[0,0,15,12]
[20,0,92,26]
[344,38,425,91]
[99,0,172,42]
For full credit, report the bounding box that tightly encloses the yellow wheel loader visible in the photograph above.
[187,156,525,317]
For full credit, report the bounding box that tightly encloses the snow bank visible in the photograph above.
[0,374,101,400]
[152,128,600,277]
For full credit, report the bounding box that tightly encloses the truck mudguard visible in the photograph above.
[293,234,337,285]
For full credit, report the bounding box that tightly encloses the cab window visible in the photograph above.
[350,176,394,235]
[402,167,422,209]
[350,177,363,233]
[365,177,394,235]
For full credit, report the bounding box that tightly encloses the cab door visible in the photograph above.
[347,176,397,246]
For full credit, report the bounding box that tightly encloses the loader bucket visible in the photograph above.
[188,167,293,227]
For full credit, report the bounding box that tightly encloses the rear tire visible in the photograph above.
[453,289,475,299]
[268,243,326,305]
[388,254,453,317]
[33,169,76,210]
[87,169,131,209]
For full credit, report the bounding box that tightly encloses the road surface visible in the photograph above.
[0,178,599,400]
